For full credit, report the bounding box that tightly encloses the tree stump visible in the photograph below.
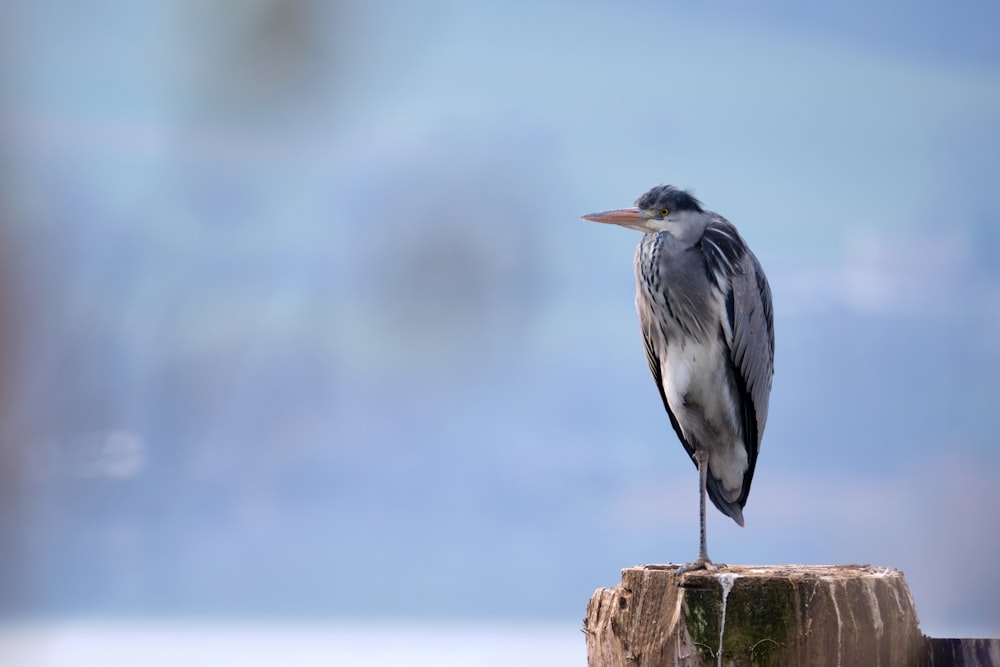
[584,564,928,667]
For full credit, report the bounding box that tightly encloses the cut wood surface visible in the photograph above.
[585,564,933,667]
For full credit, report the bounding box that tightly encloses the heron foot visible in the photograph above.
[677,558,716,575]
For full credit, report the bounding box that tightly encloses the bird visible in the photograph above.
[583,185,774,573]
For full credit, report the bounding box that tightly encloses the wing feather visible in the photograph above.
[702,221,775,507]
[729,249,775,440]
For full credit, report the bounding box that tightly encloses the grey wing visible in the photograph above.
[728,248,775,445]
[701,220,775,446]
[700,221,774,515]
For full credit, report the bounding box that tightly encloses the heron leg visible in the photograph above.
[677,449,715,575]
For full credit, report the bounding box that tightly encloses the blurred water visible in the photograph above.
[1,0,998,642]
[0,621,584,667]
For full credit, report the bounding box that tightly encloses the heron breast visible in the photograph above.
[661,337,747,496]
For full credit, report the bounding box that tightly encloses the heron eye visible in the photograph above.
[659,208,669,218]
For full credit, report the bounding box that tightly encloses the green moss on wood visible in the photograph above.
[685,576,795,666]
[683,583,723,661]
[721,578,794,665]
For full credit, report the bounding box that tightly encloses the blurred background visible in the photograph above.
[1,0,999,663]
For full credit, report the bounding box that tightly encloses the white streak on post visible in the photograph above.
[716,573,740,667]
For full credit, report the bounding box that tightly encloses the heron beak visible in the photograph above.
[582,207,645,227]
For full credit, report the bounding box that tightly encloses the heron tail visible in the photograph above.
[706,475,746,526]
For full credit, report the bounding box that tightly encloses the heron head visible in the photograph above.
[583,185,708,241]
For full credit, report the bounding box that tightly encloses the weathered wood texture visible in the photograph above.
[586,564,944,667]
[928,638,1000,666]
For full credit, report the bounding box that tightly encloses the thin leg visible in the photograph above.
[677,449,715,574]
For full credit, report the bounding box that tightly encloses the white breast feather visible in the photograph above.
[661,336,748,498]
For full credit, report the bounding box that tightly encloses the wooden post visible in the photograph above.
[584,564,997,667]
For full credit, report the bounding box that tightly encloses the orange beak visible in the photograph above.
[581,207,645,225]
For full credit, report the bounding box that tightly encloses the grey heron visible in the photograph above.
[583,185,774,573]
